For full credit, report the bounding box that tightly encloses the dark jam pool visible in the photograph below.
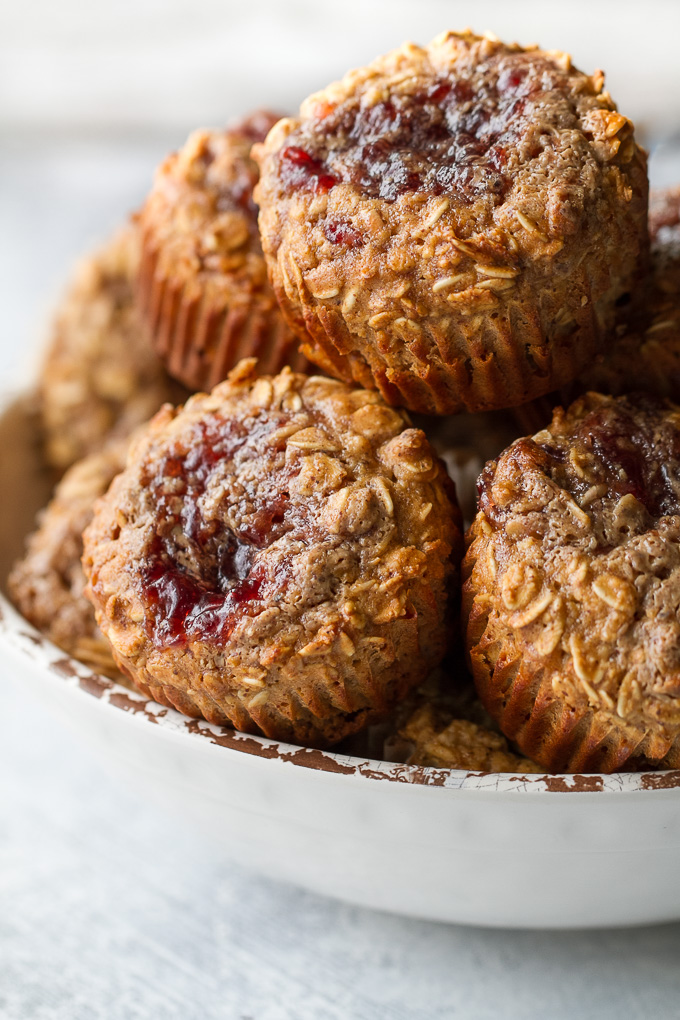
[477,397,680,531]
[277,53,556,204]
[568,399,680,518]
[139,414,295,648]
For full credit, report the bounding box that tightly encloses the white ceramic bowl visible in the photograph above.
[3,395,680,929]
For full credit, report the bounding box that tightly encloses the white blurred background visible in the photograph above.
[2,0,680,386]
[2,0,680,137]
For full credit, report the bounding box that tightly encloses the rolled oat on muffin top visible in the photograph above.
[254,30,648,415]
[82,360,462,746]
[137,111,309,393]
[463,392,680,773]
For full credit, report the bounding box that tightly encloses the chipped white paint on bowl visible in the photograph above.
[2,395,680,929]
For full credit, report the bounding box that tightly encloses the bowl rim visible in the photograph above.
[3,592,679,796]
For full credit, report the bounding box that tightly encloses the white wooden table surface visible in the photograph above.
[2,121,680,1020]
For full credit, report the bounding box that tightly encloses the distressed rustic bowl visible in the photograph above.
[2,394,680,929]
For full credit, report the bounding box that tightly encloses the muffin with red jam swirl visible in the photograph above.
[254,31,648,415]
[82,360,461,746]
[137,111,309,392]
[463,392,680,772]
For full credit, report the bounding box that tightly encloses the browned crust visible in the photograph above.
[40,222,185,472]
[82,361,462,746]
[512,186,680,428]
[137,121,311,391]
[8,439,130,678]
[254,31,649,415]
[462,393,680,772]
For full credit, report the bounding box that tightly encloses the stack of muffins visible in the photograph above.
[11,30,680,774]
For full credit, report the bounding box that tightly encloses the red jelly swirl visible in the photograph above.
[139,414,297,647]
[277,53,554,204]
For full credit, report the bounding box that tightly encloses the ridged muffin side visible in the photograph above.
[137,113,309,392]
[40,222,184,472]
[255,31,648,415]
[463,393,680,772]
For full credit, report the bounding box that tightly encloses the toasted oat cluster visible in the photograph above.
[40,223,184,472]
[9,439,130,677]
[137,112,308,392]
[396,703,542,772]
[464,392,680,772]
[382,663,541,770]
[82,360,462,746]
[255,30,648,414]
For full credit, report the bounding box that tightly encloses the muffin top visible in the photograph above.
[83,360,461,744]
[265,33,631,211]
[256,31,644,281]
[469,392,680,762]
[255,30,648,415]
[140,111,282,303]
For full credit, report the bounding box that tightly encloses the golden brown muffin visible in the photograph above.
[9,439,129,677]
[463,392,680,773]
[575,187,680,398]
[416,409,521,523]
[512,186,680,430]
[40,222,185,472]
[82,360,462,747]
[137,112,310,392]
[254,30,648,415]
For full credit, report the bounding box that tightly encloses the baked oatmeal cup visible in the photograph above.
[255,30,648,415]
[464,392,680,772]
[9,438,130,678]
[82,360,462,746]
[511,185,680,432]
[137,112,310,392]
[40,223,184,472]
